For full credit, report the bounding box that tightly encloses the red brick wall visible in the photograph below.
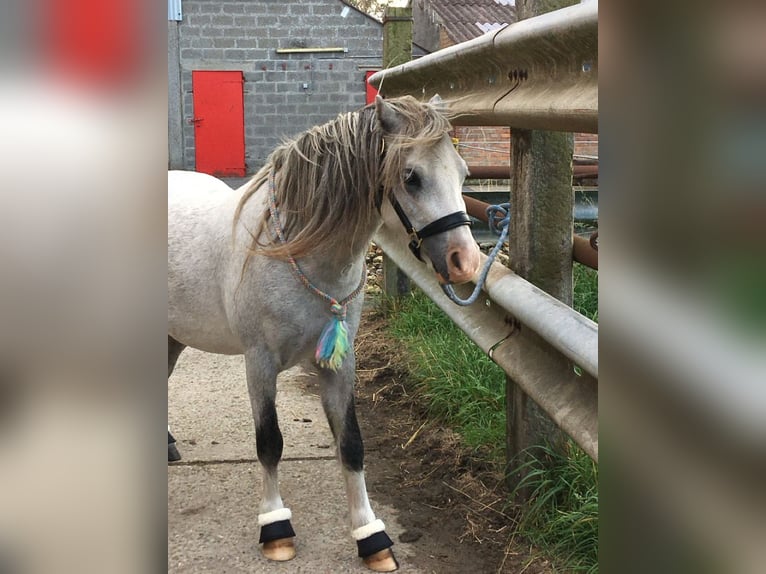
[574,132,598,159]
[453,127,597,170]
[453,125,511,167]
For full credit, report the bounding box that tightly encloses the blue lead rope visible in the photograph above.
[441,203,510,306]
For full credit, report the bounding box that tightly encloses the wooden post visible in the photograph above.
[381,5,413,297]
[506,0,578,495]
[382,6,413,68]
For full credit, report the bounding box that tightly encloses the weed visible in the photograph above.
[573,262,598,322]
[385,290,507,454]
[511,442,599,573]
[382,264,599,572]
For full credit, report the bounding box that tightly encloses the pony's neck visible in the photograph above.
[300,212,383,280]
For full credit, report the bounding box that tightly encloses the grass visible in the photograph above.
[382,262,599,572]
[573,262,599,321]
[512,442,599,573]
[385,291,507,453]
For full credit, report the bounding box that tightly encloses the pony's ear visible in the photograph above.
[429,94,443,106]
[375,95,401,133]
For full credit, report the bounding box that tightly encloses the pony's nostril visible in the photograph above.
[450,250,463,272]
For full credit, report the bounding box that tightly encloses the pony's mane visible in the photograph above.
[233,95,453,260]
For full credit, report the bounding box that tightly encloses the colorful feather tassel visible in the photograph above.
[315,303,351,371]
[268,174,364,372]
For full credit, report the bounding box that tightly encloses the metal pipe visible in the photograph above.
[466,165,509,180]
[373,224,598,460]
[463,194,599,269]
[462,194,493,223]
[465,164,598,180]
[573,233,598,269]
[374,221,598,376]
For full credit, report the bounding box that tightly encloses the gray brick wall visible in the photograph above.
[176,0,385,172]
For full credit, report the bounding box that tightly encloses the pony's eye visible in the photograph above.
[404,169,421,191]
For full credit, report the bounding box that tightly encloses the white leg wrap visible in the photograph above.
[258,507,292,526]
[351,519,386,540]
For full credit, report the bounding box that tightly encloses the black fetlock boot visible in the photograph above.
[168,430,181,462]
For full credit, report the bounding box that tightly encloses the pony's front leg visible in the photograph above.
[319,358,398,572]
[244,349,296,562]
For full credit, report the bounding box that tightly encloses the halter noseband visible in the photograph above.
[389,195,472,261]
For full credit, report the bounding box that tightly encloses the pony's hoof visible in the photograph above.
[262,538,296,561]
[363,548,398,572]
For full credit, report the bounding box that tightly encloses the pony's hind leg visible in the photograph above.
[319,359,398,572]
[168,336,186,462]
[244,348,296,562]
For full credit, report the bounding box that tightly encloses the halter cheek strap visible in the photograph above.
[389,195,472,261]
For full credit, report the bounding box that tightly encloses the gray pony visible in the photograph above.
[168,95,479,571]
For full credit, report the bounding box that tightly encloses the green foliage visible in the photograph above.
[573,262,598,322]
[385,290,506,453]
[512,442,599,573]
[382,263,599,572]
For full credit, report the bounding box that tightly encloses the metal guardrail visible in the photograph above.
[372,2,599,461]
[374,225,598,461]
[369,2,598,133]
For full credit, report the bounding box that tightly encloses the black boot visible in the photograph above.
[168,430,181,462]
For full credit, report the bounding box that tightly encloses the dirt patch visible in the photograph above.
[353,305,554,574]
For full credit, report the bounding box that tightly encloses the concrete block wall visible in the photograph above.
[176,0,385,172]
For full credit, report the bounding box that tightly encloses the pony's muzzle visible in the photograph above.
[444,241,481,285]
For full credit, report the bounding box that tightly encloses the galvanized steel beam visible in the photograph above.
[368,2,598,132]
[480,252,598,378]
[373,225,598,460]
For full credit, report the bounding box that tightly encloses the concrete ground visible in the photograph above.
[168,349,424,573]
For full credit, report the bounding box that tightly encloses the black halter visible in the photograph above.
[389,195,472,261]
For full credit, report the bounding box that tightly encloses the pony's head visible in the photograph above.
[376,95,481,285]
[236,94,480,285]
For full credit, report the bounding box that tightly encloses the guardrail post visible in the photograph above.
[505,0,578,496]
[381,4,413,297]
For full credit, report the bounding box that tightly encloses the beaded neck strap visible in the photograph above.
[267,172,366,371]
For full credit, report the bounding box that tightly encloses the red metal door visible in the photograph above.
[365,71,379,104]
[192,70,245,177]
